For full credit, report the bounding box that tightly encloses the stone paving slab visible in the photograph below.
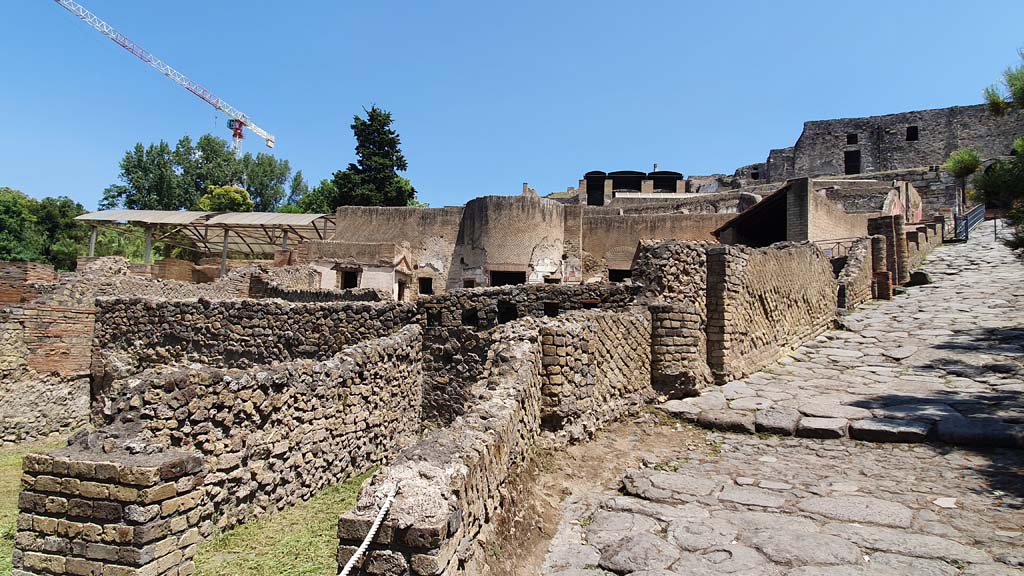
[542,431,1024,575]
[662,221,1024,448]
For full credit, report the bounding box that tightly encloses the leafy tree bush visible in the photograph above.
[985,50,1024,115]
[101,134,294,212]
[195,185,255,212]
[0,187,45,262]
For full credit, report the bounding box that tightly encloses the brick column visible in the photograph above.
[13,448,205,576]
[649,303,710,397]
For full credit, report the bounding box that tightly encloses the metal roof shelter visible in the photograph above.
[74,210,336,274]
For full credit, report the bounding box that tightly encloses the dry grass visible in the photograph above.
[194,471,373,576]
[1,439,65,576]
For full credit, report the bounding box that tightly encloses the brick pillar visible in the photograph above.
[873,271,893,300]
[893,214,910,284]
[649,303,710,397]
[13,448,205,576]
[868,215,910,286]
[870,235,887,274]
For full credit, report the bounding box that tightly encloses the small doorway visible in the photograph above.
[337,268,360,289]
[844,150,861,175]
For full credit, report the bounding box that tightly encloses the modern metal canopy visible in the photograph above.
[74,210,336,259]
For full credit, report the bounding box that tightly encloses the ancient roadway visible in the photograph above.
[542,220,1024,575]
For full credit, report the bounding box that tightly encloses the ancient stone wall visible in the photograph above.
[789,104,1024,182]
[338,307,654,575]
[91,298,415,385]
[830,166,957,218]
[13,326,423,576]
[0,261,58,305]
[14,448,206,576]
[630,241,711,395]
[836,237,874,311]
[248,274,387,303]
[539,308,652,441]
[581,213,733,273]
[418,283,634,423]
[451,195,566,287]
[706,243,837,384]
[0,308,91,444]
[906,221,944,270]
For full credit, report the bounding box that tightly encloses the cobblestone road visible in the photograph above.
[662,220,1024,446]
[542,221,1024,575]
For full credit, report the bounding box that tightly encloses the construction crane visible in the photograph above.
[53,0,275,156]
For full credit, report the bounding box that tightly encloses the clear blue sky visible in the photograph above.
[3,1,1022,209]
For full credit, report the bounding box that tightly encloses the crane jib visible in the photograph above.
[53,0,275,150]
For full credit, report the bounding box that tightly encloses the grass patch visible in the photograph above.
[194,470,373,576]
[1,439,65,576]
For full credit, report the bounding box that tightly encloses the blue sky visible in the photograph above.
[3,1,1022,209]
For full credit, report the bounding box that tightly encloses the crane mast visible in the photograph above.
[53,0,275,156]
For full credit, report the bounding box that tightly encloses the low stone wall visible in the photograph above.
[14,326,423,576]
[14,448,206,576]
[338,310,653,575]
[707,242,837,384]
[418,282,634,424]
[338,321,541,576]
[0,369,89,445]
[539,308,652,440]
[248,274,387,303]
[906,221,943,270]
[836,237,874,311]
[92,298,415,381]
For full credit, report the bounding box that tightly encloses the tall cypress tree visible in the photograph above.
[331,106,417,207]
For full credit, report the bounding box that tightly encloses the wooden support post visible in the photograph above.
[281,230,289,249]
[88,226,97,257]
[220,230,229,278]
[143,226,153,265]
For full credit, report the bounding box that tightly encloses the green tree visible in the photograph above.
[979,50,1024,250]
[286,170,309,207]
[984,50,1024,115]
[944,148,981,214]
[240,153,291,211]
[173,134,241,207]
[35,196,88,270]
[194,185,255,212]
[101,141,183,210]
[331,106,418,207]
[296,179,338,213]
[0,187,45,262]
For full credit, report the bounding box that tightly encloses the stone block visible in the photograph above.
[796,417,848,439]
[849,418,931,443]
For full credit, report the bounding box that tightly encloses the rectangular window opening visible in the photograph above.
[489,270,526,287]
[463,279,476,289]
[906,126,919,141]
[846,133,858,145]
[543,301,560,317]
[608,269,632,283]
[418,277,434,295]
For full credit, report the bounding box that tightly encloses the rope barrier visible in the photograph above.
[338,484,399,576]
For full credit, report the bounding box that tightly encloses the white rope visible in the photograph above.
[339,484,400,576]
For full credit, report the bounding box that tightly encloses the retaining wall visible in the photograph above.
[706,242,837,384]
[337,309,654,575]
[836,237,874,311]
